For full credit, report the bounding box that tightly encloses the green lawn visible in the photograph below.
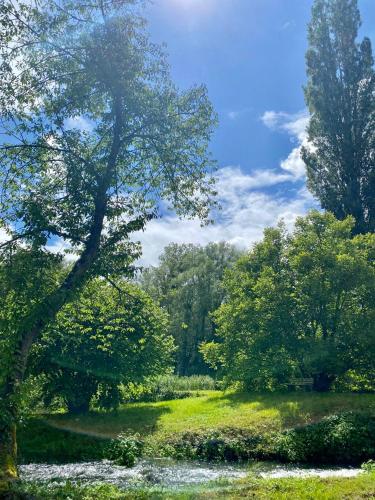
[46,391,375,442]
[15,472,375,499]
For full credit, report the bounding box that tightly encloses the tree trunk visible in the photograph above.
[0,423,17,494]
[313,372,335,392]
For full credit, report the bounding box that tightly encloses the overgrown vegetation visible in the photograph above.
[121,375,216,403]
[31,280,174,413]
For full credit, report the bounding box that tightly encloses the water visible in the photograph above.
[19,459,363,489]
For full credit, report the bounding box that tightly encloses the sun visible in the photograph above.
[169,0,215,13]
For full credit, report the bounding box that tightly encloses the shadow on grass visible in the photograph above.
[205,391,375,429]
[20,405,171,463]
[48,403,171,437]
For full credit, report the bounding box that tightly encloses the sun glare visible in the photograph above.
[169,0,215,14]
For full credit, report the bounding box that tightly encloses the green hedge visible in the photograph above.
[159,412,375,465]
[276,412,375,465]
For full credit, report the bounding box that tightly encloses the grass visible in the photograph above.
[13,472,375,499]
[18,390,375,464]
[45,391,375,441]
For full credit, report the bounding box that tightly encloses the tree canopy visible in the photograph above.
[142,242,241,375]
[31,279,174,413]
[0,0,216,486]
[202,212,375,391]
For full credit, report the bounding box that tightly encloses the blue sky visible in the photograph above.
[131,0,375,265]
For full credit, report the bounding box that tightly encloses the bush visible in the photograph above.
[276,412,375,465]
[105,432,144,467]
[160,428,272,462]
[121,375,216,403]
[362,460,375,472]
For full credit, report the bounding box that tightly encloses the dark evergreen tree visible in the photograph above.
[303,0,375,234]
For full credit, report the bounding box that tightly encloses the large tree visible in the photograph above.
[142,242,241,375]
[203,212,375,391]
[0,0,216,488]
[303,0,375,234]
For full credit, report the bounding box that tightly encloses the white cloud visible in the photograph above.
[133,111,315,266]
[261,109,310,179]
[280,147,307,178]
[135,166,316,266]
[64,116,93,132]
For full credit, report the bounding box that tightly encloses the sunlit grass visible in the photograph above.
[14,472,375,499]
[46,391,375,442]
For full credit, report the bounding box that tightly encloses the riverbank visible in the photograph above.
[19,391,375,465]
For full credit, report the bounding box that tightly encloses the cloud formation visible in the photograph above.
[261,109,310,179]
[136,166,315,266]
[133,110,315,266]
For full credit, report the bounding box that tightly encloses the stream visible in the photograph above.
[19,459,363,489]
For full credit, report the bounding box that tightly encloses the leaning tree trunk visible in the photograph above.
[0,253,98,491]
[0,101,122,492]
[0,423,17,495]
[0,224,106,490]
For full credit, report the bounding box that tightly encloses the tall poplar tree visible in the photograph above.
[303,0,375,234]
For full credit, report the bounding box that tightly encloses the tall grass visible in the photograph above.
[153,375,217,392]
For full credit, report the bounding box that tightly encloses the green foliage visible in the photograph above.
[209,211,375,391]
[142,243,241,375]
[0,249,64,386]
[0,0,216,469]
[105,432,144,467]
[31,279,174,412]
[361,460,375,472]
[12,481,130,500]
[153,375,217,392]
[161,428,270,462]
[334,370,375,393]
[276,412,375,465]
[303,0,375,234]
[121,384,192,404]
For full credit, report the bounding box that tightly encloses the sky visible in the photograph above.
[130,0,375,266]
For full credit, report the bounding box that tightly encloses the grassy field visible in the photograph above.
[15,472,375,499]
[45,390,375,441]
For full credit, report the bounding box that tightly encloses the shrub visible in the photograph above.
[160,428,272,462]
[121,375,216,403]
[361,460,375,472]
[154,375,216,392]
[105,432,144,467]
[276,412,375,465]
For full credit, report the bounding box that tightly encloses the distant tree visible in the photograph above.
[31,280,174,414]
[142,242,241,375]
[303,0,375,234]
[203,212,375,391]
[0,0,216,487]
